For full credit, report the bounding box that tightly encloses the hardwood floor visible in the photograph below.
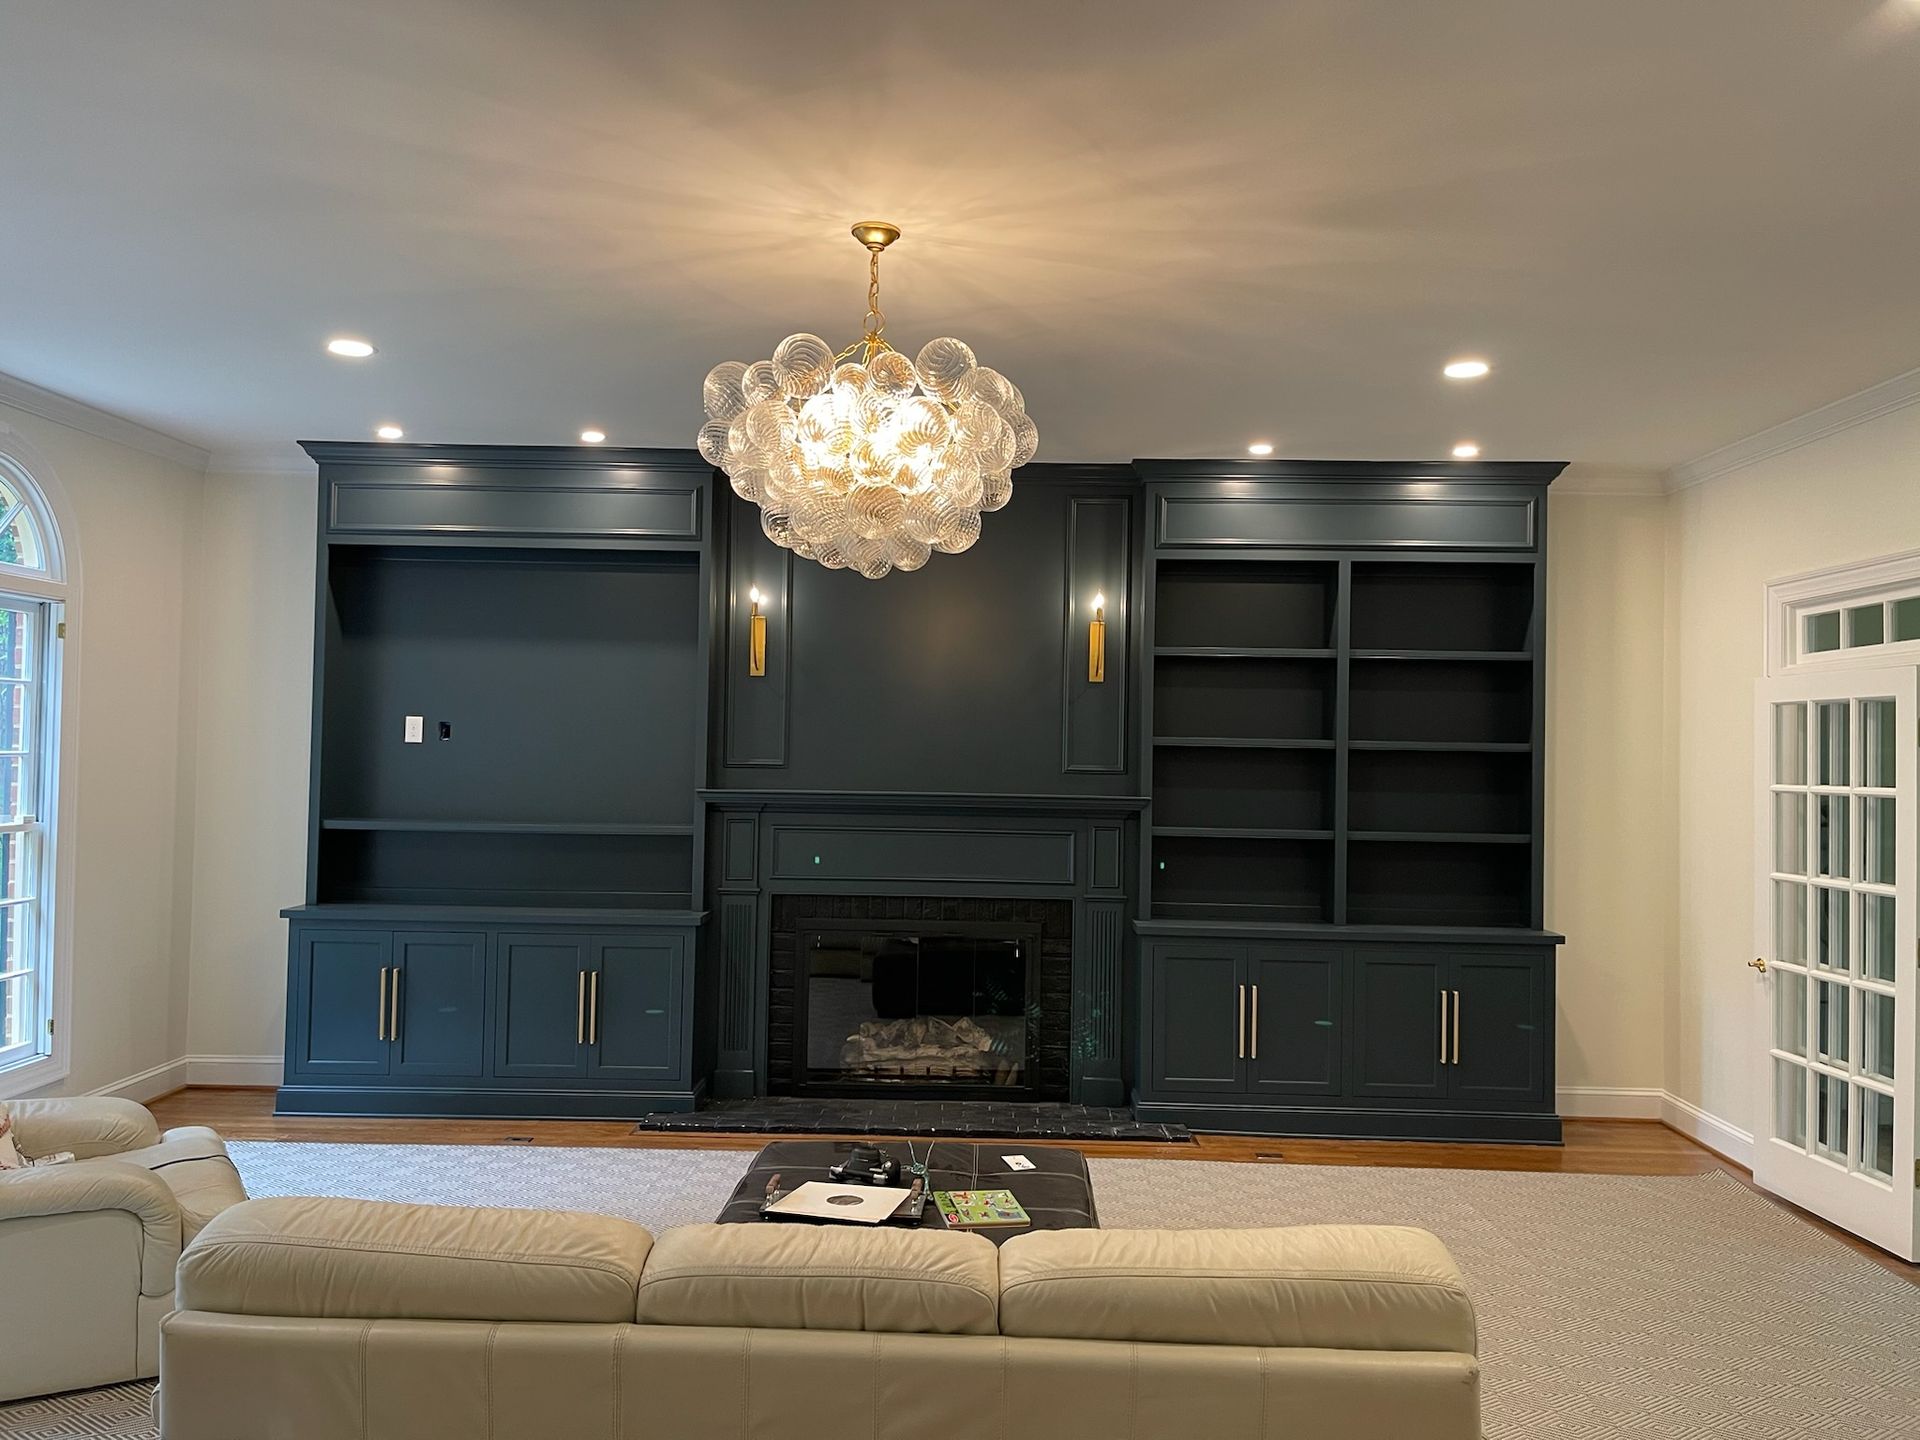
[151,1087,1917,1279]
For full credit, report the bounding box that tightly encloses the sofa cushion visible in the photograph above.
[178,1197,652,1324]
[998,1225,1477,1354]
[636,1222,999,1335]
[117,1127,248,1242]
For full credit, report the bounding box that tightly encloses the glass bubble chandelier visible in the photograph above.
[698,221,1037,579]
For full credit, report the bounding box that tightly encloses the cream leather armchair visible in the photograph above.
[0,1097,247,1401]
[159,1196,1481,1439]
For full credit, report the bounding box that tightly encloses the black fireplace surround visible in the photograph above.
[769,897,1073,1100]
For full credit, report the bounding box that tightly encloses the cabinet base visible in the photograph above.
[275,1082,706,1121]
[1132,1098,1562,1144]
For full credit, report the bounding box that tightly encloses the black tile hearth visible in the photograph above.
[632,1098,1190,1142]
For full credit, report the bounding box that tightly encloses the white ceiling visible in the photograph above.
[4,0,1920,470]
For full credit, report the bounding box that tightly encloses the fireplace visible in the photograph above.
[769,896,1073,1100]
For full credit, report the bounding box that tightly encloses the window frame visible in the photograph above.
[0,432,74,1100]
[0,596,56,1071]
[1768,547,1920,676]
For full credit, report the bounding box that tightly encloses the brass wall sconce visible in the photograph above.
[748,587,767,677]
[1088,592,1106,683]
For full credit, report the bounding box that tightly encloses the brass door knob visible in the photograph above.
[1749,958,1768,973]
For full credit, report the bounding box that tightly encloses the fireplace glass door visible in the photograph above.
[799,924,1036,1093]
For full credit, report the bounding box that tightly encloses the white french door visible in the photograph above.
[1754,667,1918,1260]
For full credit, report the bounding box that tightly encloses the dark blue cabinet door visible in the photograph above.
[494,933,589,1078]
[1247,946,1344,1096]
[588,935,686,1083]
[1147,944,1245,1094]
[1447,953,1548,1103]
[391,932,488,1078]
[1349,951,1447,1098]
[294,929,391,1076]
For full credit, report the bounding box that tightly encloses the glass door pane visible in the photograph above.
[1774,1057,1808,1147]
[1863,796,1895,885]
[1860,1089,1896,1180]
[1863,893,1897,982]
[1863,698,1897,787]
[1774,793,1808,874]
[1816,701,1849,785]
[1775,881,1808,964]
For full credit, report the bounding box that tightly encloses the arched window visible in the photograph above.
[0,472,49,574]
[0,442,69,1090]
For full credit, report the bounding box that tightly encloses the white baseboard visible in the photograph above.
[1660,1091,1754,1169]
[89,1057,191,1103]
[1555,1085,1664,1119]
[89,1054,280,1101]
[185,1055,283,1087]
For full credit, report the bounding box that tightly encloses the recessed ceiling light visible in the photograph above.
[579,429,607,444]
[326,337,376,358]
[375,424,404,440]
[1247,442,1274,456]
[1451,442,1480,459]
[1442,358,1490,380]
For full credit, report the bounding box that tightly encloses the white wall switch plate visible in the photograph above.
[404,715,424,744]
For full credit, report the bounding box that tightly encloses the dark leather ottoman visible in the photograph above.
[717,1140,1098,1245]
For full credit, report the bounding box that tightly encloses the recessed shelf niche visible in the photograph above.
[1146,548,1543,929]
[315,545,701,909]
[1152,834,1333,924]
[1350,562,1533,652]
[1153,560,1337,650]
[1153,745,1332,831]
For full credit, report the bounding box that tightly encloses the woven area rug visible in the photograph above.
[4,1141,1916,1439]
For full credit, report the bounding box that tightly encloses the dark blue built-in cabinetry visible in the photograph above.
[279,446,712,1116]
[1129,460,1561,1141]
[280,445,1563,1140]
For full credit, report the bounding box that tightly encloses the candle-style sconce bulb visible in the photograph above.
[748,586,767,678]
[1088,591,1107,684]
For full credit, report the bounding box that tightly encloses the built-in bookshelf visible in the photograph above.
[1146,556,1540,929]
[313,546,702,909]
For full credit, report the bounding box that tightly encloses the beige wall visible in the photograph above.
[1546,491,1674,1103]
[1667,400,1920,1141]
[0,402,204,1098]
[180,469,316,1067]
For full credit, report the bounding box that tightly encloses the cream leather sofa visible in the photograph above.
[0,1097,247,1401]
[158,1196,1480,1439]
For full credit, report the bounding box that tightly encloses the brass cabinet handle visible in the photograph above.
[389,968,402,1044]
[1249,985,1259,1061]
[577,971,587,1046]
[1439,988,1448,1065]
[1236,983,1246,1060]
[1452,990,1462,1066]
[589,970,600,1047]
[377,967,389,1042]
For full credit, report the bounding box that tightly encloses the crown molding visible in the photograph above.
[1666,363,1920,493]
[1553,465,1666,496]
[299,439,711,472]
[1134,457,1567,486]
[204,443,319,476]
[0,369,210,472]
